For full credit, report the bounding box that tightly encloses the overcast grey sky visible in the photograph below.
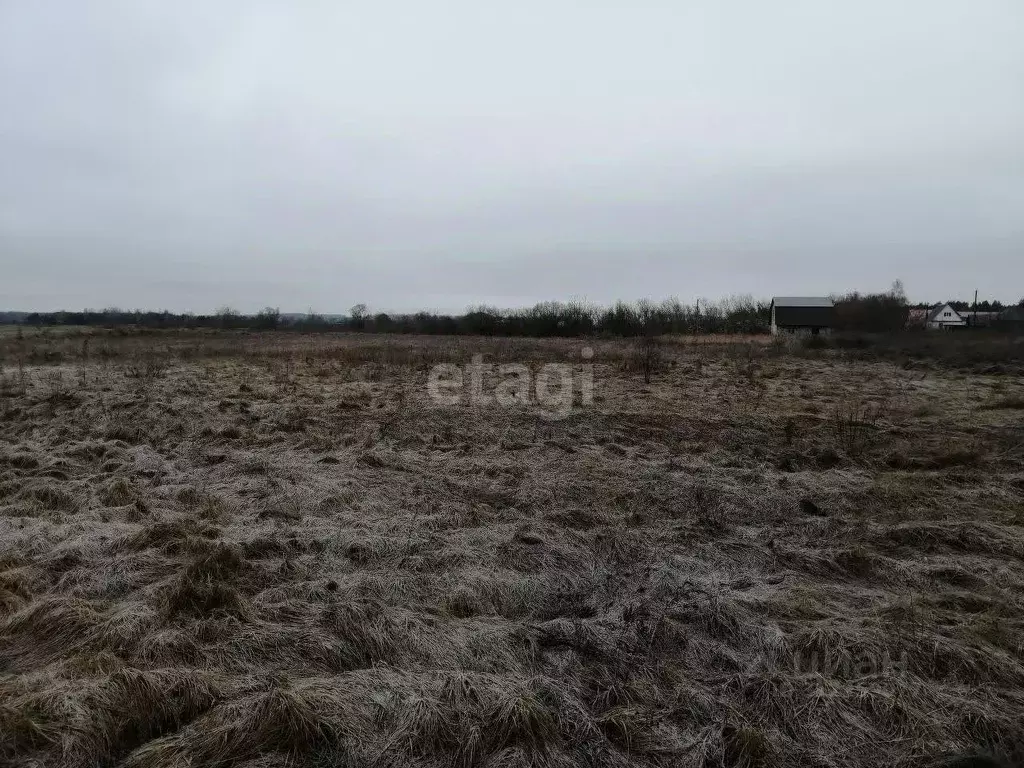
[1,1,1022,313]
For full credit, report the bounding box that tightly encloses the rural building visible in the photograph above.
[1001,306,1024,321]
[926,303,967,330]
[770,297,834,336]
[962,310,1002,328]
[998,306,1024,330]
[906,308,928,328]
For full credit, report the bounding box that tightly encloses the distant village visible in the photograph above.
[770,297,1023,336]
[906,302,1023,330]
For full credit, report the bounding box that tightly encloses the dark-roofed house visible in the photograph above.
[962,310,1002,328]
[770,297,835,336]
[996,306,1024,330]
[1000,306,1024,322]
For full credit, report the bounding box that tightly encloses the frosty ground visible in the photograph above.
[1,330,1023,767]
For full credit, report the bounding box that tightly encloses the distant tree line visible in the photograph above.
[14,298,773,336]
[8,287,1020,337]
[17,307,288,331]
[832,281,911,333]
[360,297,774,336]
[913,299,1008,312]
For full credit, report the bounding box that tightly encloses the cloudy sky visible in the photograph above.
[1,1,1022,313]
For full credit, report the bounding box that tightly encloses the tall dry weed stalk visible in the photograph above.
[124,352,170,401]
[629,337,666,384]
[124,354,170,383]
[833,399,885,457]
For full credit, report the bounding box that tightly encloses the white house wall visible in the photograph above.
[927,304,966,330]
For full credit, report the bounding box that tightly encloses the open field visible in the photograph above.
[1,330,1024,767]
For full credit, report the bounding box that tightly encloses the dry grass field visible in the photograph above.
[1,329,1023,767]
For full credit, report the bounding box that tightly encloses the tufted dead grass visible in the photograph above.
[0,331,1023,767]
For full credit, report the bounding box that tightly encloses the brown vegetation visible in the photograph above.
[1,328,1023,767]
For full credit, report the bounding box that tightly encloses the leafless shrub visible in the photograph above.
[625,337,666,383]
[37,368,79,410]
[832,399,885,457]
[124,353,170,384]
